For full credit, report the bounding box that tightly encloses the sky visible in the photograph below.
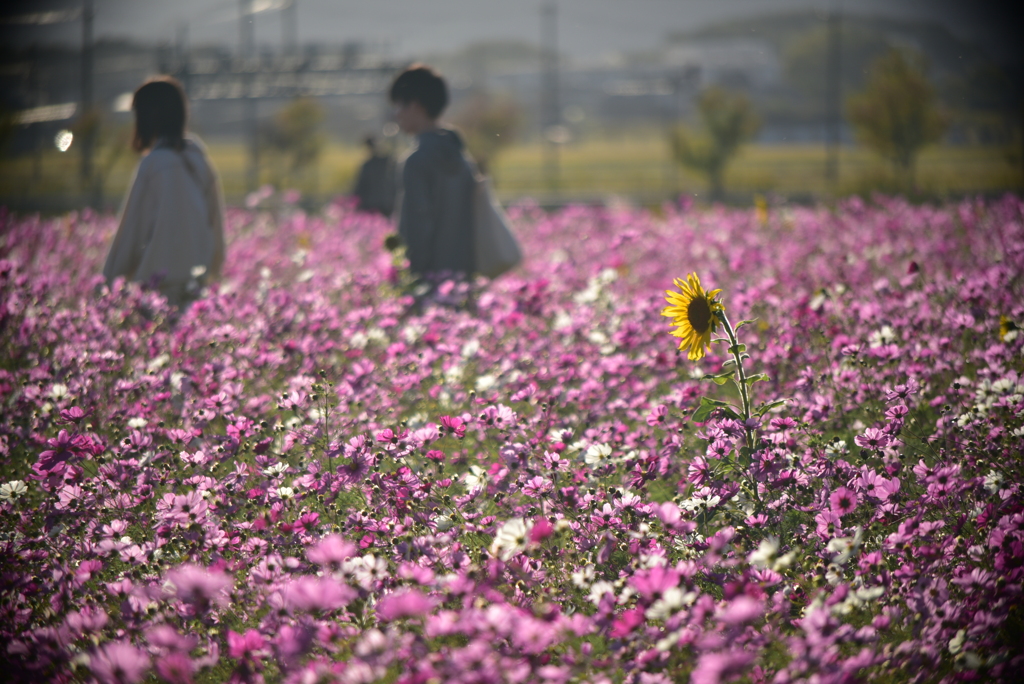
[2,0,1020,64]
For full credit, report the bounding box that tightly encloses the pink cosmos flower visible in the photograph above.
[376,588,435,621]
[36,429,81,474]
[719,595,763,625]
[90,641,150,684]
[511,616,557,654]
[64,606,108,636]
[610,606,646,638]
[522,475,553,498]
[830,487,858,516]
[439,415,466,438]
[145,624,197,653]
[646,405,668,427]
[165,564,232,609]
[57,406,89,424]
[281,576,356,612]
[630,565,681,601]
[155,652,194,684]
[529,516,555,543]
[375,427,408,449]
[815,509,843,539]
[688,456,710,485]
[690,649,756,684]
[397,562,435,584]
[227,629,266,661]
[854,427,891,450]
[857,470,887,499]
[707,440,732,460]
[884,379,920,402]
[306,534,356,568]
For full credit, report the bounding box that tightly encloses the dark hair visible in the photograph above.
[388,64,448,119]
[132,76,188,152]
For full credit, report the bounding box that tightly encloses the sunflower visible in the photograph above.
[662,273,725,360]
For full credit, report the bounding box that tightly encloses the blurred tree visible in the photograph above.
[267,97,325,187]
[783,25,890,108]
[70,107,129,207]
[671,86,760,201]
[847,49,946,186]
[451,91,521,176]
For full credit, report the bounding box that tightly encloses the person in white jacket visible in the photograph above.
[102,76,225,307]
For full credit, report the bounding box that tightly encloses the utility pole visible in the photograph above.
[283,0,298,57]
[825,0,842,191]
[540,1,560,199]
[176,22,190,95]
[240,0,259,192]
[80,0,94,191]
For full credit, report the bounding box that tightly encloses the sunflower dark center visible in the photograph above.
[687,297,712,333]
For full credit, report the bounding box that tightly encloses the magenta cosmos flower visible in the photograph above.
[830,487,859,516]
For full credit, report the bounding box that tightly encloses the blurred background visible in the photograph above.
[1,0,1021,212]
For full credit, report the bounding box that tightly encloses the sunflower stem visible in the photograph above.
[717,311,753,447]
[718,311,765,515]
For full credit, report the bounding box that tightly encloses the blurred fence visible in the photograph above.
[0,138,1020,215]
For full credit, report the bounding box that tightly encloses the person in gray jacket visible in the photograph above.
[103,76,225,308]
[390,65,476,285]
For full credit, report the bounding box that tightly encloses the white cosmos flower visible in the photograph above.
[773,551,796,571]
[490,517,530,561]
[587,580,615,606]
[464,465,487,490]
[263,462,288,477]
[948,629,967,655]
[984,471,1004,494]
[475,374,497,392]
[868,325,896,348]
[646,587,696,620]
[571,565,596,588]
[584,443,612,465]
[277,487,295,500]
[680,494,721,512]
[749,536,780,568]
[825,440,848,456]
[0,480,28,503]
[827,526,863,565]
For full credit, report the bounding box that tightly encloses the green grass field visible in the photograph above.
[1,134,1020,213]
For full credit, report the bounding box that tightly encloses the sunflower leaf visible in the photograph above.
[755,399,788,416]
[746,373,770,385]
[728,344,747,355]
[734,319,758,329]
[692,396,739,422]
[701,369,734,383]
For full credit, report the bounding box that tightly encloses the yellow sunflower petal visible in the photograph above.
[662,273,725,362]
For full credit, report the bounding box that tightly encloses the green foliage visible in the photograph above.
[670,87,760,200]
[783,24,891,104]
[451,91,522,174]
[267,97,325,184]
[847,49,947,184]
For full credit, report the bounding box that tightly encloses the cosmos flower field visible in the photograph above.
[1,195,1022,684]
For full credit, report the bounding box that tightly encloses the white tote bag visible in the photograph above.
[473,174,522,279]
